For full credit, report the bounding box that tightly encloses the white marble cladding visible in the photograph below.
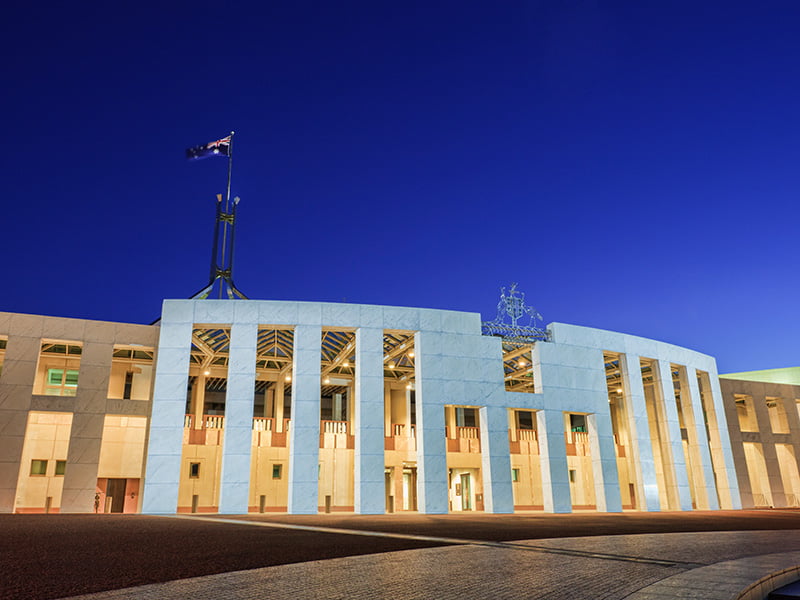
[142,300,739,515]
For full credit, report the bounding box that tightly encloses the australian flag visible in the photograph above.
[185,135,231,160]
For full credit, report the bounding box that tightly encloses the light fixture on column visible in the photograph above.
[285,375,291,382]
[204,370,211,376]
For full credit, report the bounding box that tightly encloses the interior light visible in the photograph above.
[406,384,412,390]
[324,377,331,384]
[342,361,349,367]
[408,352,414,358]
[388,363,395,369]
[204,370,210,376]
[616,388,623,394]
[519,360,526,367]
[285,375,291,382]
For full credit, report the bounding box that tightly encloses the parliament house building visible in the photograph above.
[1,294,798,515]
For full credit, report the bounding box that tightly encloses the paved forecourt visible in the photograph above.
[60,525,800,600]
[4,511,800,600]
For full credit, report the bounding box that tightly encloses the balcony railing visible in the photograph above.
[456,426,480,439]
[321,420,348,434]
[184,414,225,429]
[253,417,273,431]
[517,429,537,441]
[392,423,416,437]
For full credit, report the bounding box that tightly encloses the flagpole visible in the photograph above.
[225,131,234,212]
[219,131,235,298]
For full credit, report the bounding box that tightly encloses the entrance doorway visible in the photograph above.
[106,479,127,513]
[460,473,472,511]
[402,467,417,511]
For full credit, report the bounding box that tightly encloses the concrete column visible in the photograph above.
[683,367,718,509]
[587,412,623,512]
[384,382,392,437]
[274,380,285,432]
[61,341,114,512]
[705,373,741,509]
[619,354,660,511]
[192,375,205,428]
[414,331,448,514]
[347,385,355,430]
[537,408,571,513]
[142,321,193,514]
[264,388,272,419]
[479,405,513,513]
[750,390,787,507]
[218,321,257,514]
[287,325,321,514]
[654,360,693,510]
[0,332,40,513]
[445,405,456,438]
[354,327,385,514]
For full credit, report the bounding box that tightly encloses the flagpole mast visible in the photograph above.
[188,130,247,301]
[219,131,235,298]
[225,131,234,212]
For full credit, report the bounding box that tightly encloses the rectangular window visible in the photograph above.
[55,460,66,475]
[272,464,282,479]
[0,336,6,380]
[570,414,587,432]
[511,468,520,482]
[517,411,534,430]
[35,341,82,396]
[30,460,47,476]
[569,469,577,483]
[189,462,200,478]
[108,345,155,401]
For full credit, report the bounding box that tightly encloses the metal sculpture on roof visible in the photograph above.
[481,283,549,343]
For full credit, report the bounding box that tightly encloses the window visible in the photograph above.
[517,411,534,430]
[455,407,477,428]
[30,460,48,476]
[34,341,82,396]
[511,468,520,482]
[569,469,577,483]
[272,464,282,479]
[0,337,6,379]
[108,346,155,401]
[46,369,80,396]
[55,460,66,475]
[570,414,587,433]
[189,462,200,478]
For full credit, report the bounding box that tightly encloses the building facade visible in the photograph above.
[0,298,794,514]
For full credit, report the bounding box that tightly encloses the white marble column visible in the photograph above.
[414,331,448,514]
[142,319,193,514]
[287,325,321,514]
[683,367,718,509]
[479,405,514,513]
[354,327,385,514]
[619,353,660,511]
[218,321,257,514]
[704,371,741,509]
[587,412,623,512]
[537,408,571,513]
[654,360,693,510]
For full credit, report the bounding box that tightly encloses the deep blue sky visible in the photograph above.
[3,2,798,373]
